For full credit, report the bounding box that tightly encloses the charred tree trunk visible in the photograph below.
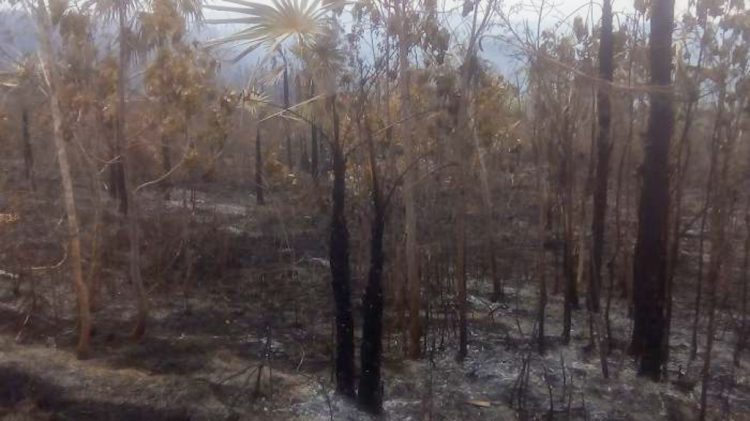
[538,178,549,354]
[310,81,319,182]
[255,126,264,205]
[561,103,577,344]
[590,0,613,315]
[674,18,705,365]
[358,121,386,415]
[114,5,129,215]
[630,0,674,380]
[21,107,35,191]
[588,0,614,379]
[456,182,468,361]
[699,124,732,421]
[161,135,171,200]
[397,0,421,360]
[328,95,355,398]
[311,120,319,182]
[736,210,750,366]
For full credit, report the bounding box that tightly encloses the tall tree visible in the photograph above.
[589,0,613,378]
[395,0,421,359]
[328,94,355,397]
[31,0,92,358]
[358,113,386,414]
[630,0,674,379]
[590,0,613,314]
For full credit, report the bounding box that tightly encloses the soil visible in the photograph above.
[0,183,748,420]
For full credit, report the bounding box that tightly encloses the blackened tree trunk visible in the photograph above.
[358,121,386,414]
[161,135,171,200]
[589,0,614,379]
[590,0,613,314]
[21,107,35,191]
[561,115,576,343]
[311,119,319,182]
[328,95,355,398]
[255,126,264,205]
[667,36,703,364]
[630,0,674,380]
[699,117,732,421]
[310,81,319,183]
[736,210,750,366]
[114,4,129,215]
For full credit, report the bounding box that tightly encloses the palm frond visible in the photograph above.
[241,87,269,115]
[205,0,340,58]
[0,73,19,88]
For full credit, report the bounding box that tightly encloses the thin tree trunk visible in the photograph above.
[35,0,91,358]
[691,74,725,363]
[116,3,147,340]
[590,0,613,315]
[255,125,264,205]
[699,126,732,421]
[561,113,576,343]
[126,187,147,340]
[456,179,468,361]
[161,135,171,200]
[588,0,614,379]
[398,0,421,359]
[311,119,319,182]
[735,210,750,366]
[673,18,706,364]
[281,53,293,170]
[310,82,319,183]
[538,177,549,354]
[21,107,35,191]
[114,6,128,215]
[690,193,712,360]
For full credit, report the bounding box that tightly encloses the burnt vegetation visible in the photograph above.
[1,0,750,419]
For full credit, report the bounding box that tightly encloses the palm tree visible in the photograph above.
[86,0,201,340]
[204,0,356,397]
[206,0,340,170]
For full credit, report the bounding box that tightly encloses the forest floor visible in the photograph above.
[0,184,749,420]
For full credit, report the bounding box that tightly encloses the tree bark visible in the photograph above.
[630,0,674,380]
[328,95,355,398]
[21,107,35,191]
[358,120,385,414]
[161,135,171,200]
[589,0,614,379]
[117,3,147,340]
[35,0,91,358]
[255,125,264,205]
[114,5,129,215]
[590,0,613,315]
[282,52,293,170]
[735,210,750,366]
[699,114,732,421]
[397,0,421,360]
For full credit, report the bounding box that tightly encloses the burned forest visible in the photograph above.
[1,0,750,419]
